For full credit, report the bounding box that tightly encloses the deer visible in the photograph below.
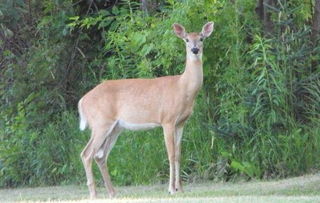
[78,22,214,199]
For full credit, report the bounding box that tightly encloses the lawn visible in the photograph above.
[1,173,320,202]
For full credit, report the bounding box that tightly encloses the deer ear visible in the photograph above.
[201,22,214,38]
[173,23,187,39]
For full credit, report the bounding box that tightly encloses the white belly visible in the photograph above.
[118,120,160,131]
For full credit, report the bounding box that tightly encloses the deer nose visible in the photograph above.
[191,48,199,54]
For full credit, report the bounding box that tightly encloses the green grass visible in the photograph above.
[1,173,320,202]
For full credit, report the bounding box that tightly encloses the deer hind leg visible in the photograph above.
[81,135,97,199]
[174,125,184,192]
[94,121,122,198]
[81,122,118,199]
[163,124,176,194]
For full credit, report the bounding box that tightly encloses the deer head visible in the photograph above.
[173,22,214,59]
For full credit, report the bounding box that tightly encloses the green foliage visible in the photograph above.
[1,0,320,188]
[0,105,83,186]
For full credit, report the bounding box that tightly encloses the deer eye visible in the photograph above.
[200,38,204,41]
[185,38,189,42]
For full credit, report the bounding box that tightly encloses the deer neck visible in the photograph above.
[180,52,203,95]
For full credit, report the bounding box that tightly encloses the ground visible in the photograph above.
[1,173,320,202]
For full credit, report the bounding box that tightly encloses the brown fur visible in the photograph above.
[79,22,214,198]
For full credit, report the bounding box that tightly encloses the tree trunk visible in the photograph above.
[311,0,320,44]
[255,0,274,36]
[255,0,264,21]
[311,0,320,69]
[140,0,159,14]
[141,0,148,13]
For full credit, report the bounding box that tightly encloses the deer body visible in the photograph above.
[79,22,214,198]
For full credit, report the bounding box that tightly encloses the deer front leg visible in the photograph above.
[163,124,176,194]
[175,125,184,192]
